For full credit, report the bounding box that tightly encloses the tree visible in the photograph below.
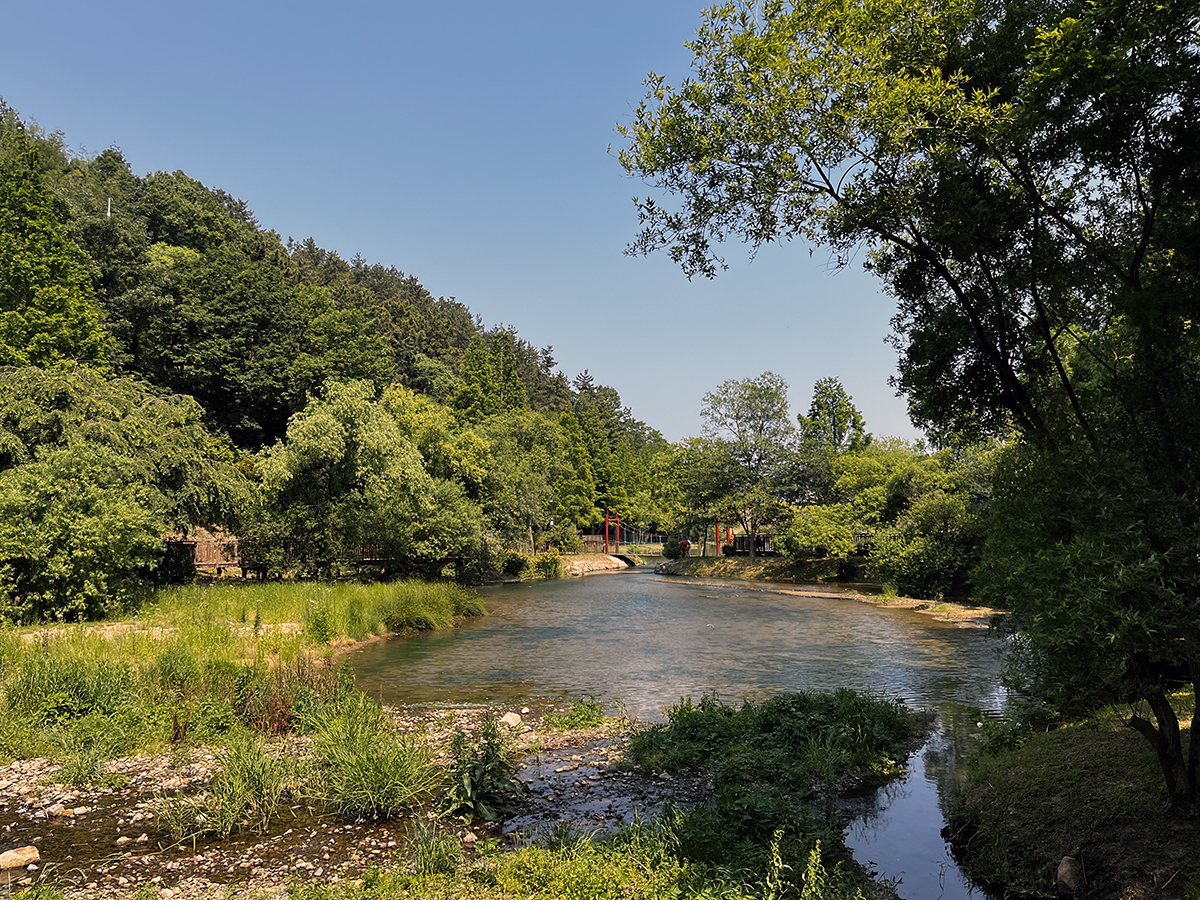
[254,380,482,577]
[619,0,1200,810]
[0,366,250,622]
[454,331,528,423]
[0,110,110,367]
[699,372,799,556]
[799,378,870,455]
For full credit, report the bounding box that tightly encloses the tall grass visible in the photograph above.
[309,693,441,820]
[0,580,486,761]
[147,580,486,650]
[156,731,295,839]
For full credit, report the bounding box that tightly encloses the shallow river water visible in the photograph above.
[352,567,1007,899]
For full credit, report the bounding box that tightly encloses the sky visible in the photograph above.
[2,0,922,443]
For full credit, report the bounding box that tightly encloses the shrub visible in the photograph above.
[498,550,530,577]
[442,714,524,823]
[630,690,911,795]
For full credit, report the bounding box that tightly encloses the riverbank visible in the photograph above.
[655,557,996,627]
[945,698,1199,899]
[0,702,705,898]
[0,694,914,900]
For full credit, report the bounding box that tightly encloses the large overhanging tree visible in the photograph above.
[619,0,1200,812]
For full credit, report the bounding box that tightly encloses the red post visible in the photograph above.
[604,507,621,555]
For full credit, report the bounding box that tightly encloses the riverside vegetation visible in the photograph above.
[0,579,922,900]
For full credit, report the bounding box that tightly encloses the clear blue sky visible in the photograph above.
[3,0,921,444]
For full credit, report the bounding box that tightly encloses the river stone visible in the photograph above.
[1056,856,1084,896]
[499,712,522,728]
[0,846,39,869]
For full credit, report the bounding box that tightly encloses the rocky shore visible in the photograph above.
[0,705,710,898]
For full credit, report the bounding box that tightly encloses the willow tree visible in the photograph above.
[619,0,1200,812]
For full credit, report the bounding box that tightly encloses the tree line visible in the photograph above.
[0,102,673,622]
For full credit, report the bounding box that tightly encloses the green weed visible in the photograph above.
[442,714,524,823]
[405,820,463,876]
[156,730,293,839]
[631,690,911,796]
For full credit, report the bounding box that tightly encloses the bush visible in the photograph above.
[630,690,911,794]
[498,550,530,577]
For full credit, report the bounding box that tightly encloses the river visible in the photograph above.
[352,566,1006,899]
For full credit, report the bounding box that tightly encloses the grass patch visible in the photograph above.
[631,690,912,798]
[288,809,871,900]
[544,696,606,731]
[156,730,296,839]
[0,580,486,762]
[947,697,1200,898]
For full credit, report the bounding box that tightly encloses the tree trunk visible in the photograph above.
[1123,648,1200,816]
[1128,678,1196,816]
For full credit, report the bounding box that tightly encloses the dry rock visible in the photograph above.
[0,846,39,869]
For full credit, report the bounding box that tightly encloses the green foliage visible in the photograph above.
[948,700,1200,896]
[0,366,251,622]
[0,111,110,367]
[618,0,1200,811]
[253,379,482,577]
[631,691,911,796]
[497,550,530,577]
[5,646,136,724]
[405,820,464,877]
[798,379,870,456]
[231,656,355,735]
[442,714,524,823]
[309,693,440,821]
[544,696,606,731]
[781,440,994,599]
[532,547,561,578]
[454,329,529,423]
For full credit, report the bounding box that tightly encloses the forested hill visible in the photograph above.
[0,102,671,620]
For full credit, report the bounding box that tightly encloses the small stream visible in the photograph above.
[352,567,1005,899]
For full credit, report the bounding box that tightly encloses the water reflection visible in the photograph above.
[351,568,1004,898]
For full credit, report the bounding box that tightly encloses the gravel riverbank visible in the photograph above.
[0,705,711,899]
